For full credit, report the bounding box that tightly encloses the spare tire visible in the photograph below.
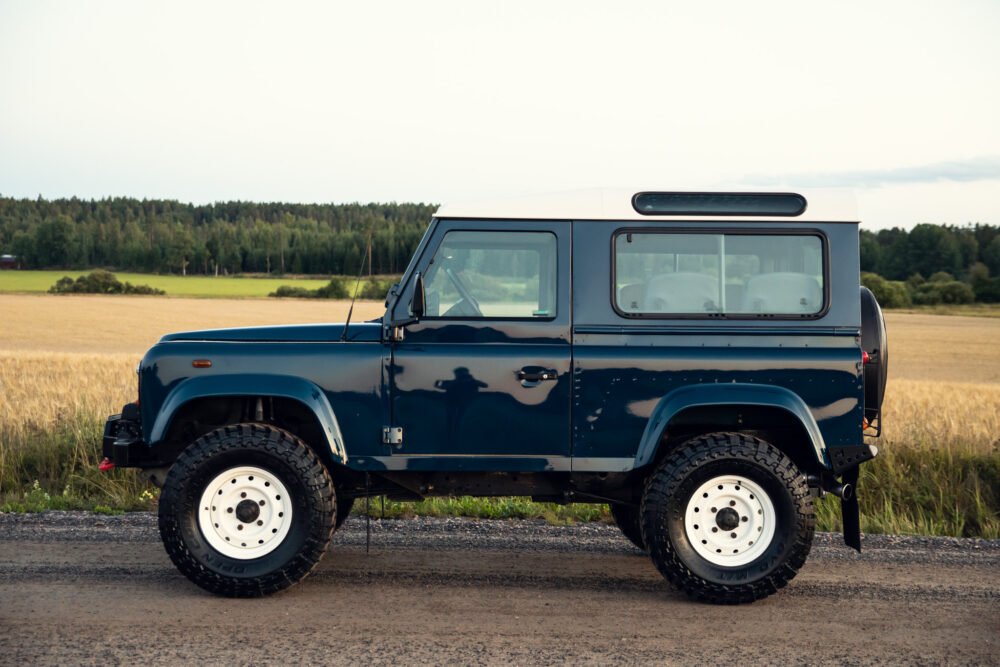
[860,286,888,423]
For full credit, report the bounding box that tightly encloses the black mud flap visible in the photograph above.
[841,466,861,552]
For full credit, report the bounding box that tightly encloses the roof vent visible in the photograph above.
[632,192,807,217]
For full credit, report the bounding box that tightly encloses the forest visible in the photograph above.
[0,196,435,276]
[1,196,998,303]
[859,224,1000,304]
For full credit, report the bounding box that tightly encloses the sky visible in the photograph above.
[1,0,998,229]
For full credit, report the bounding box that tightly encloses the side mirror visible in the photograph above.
[409,273,425,319]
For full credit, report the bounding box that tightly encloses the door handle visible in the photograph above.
[516,368,558,383]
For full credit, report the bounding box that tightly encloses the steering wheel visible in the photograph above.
[445,267,483,317]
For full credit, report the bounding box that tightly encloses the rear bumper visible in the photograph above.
[102,403,155,468]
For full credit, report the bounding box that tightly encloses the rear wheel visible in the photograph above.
[610,503,646,551]
[641,432,814,604]
[158,424,336,597]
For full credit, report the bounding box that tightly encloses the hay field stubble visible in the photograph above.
[1,295,997,535]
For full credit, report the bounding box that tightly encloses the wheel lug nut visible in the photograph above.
[730,532,737,538]
[237,525,243,531]
[227,508,233,513]
[712,527,718,533]
[729,500,736,506]
[259,500,265,506]
[710,507,717,513]
[742,516,748,522]
[257,520,263,526]
[241,492,247,498]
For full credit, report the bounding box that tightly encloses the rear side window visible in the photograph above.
[614,232,825,317]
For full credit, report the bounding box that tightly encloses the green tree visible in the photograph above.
[982,236,1000,276]
[859,231,881,273]
[906,224,962,278]
[32,215,77,267]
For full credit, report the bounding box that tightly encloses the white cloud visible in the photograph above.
[743,156,1000,188]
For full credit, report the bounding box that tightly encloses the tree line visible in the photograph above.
[0,196,436,276]
[860,224,1000,305]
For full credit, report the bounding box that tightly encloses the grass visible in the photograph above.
[0,294,998,538]
[351,496,611,523]
[0,270,397,299]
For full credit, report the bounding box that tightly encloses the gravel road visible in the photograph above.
[1,512,997,666]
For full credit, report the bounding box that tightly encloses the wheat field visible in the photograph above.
[1,294,997,535]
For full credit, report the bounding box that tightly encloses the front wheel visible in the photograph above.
[641,433,815,604]
[158,424,336,597]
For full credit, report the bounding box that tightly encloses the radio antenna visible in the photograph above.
[341,222,375,342]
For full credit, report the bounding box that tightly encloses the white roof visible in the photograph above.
[435,188,859,223]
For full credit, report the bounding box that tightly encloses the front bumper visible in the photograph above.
[102,403,154,468]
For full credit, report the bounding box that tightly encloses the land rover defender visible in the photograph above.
[103,189,887,604]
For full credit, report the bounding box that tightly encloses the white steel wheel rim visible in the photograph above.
[684,475,777,567]
[197,466,293,560]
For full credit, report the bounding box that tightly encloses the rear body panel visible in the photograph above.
[569,219,864,471]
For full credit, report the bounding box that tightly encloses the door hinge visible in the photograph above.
[382,426,403,446]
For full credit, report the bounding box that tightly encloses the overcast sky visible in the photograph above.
[1,0,998,229]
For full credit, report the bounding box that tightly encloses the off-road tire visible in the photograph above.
[610,503,646,551]
[335,496,355,530]
[158,424,336,597]
[641,432,814,604]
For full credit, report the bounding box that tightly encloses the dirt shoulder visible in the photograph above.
[0,513,997,665]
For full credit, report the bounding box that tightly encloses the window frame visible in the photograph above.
[419,228,560,322]
[610,227,831,320]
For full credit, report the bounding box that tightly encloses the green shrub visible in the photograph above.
[861,272,911,308]
[48,270,165,295]
[359,279,393,301]
[928,271,956,283]
[269,277,349,299]
[269,285,316,298]
[973,277,1000,303]
[912,280,975,305]
[315,278,349,299]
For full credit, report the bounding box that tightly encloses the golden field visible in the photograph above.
[1,294,998,535]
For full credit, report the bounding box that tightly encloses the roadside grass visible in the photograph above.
[2,366,997,536]
[0,270,398,298]
[351,496,611,524]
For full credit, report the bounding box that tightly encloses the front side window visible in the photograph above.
[423,231,557,318]
[615,232,824,317]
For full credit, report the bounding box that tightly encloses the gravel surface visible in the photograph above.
[1,512,998,665]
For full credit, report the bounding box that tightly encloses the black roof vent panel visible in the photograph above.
[632,192,807,217]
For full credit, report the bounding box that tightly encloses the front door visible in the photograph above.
[389,219,571,471]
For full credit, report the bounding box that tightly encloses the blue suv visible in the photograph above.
[104,189,887,604]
